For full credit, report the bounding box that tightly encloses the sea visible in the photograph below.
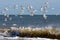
[0,15,60,28]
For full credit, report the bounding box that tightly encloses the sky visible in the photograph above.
[0,0,60,15]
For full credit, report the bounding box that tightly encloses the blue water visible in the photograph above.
[0,15,60,28]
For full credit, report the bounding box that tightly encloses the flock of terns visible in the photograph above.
[0,0,49,27]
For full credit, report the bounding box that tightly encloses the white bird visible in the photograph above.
[13,24,17,27]
[3,13,7,17]
[27,27,32,30]
[51,8,55,10]
[14,5,18,10]
[20,5,25,13]
[42,0,48,20]
[4,7,8,11]
[14,14,18,16]
[41,6,43,12]
[3,7,9,17]
[1,10,7,16]
[21,27,25,30]
[3,23,6,26]
[10,27,19,30]
[13,5,18,16]
[19,27,22,29]
[7,14,9,18]
[56,13,60,16]
[20,16,23,18]
[4,18,8,22]
[9,17,12,20]
[21,5,25,11]
[45,0,48,8]
[45,26,53,30]
[27,4,32,12]
[0,11,4,14]
[43,13,47,20]
[0,10,7,16]
[30,9,36,16]
[19,5,25,15]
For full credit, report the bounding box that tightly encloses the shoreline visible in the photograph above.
[0,27,60,39]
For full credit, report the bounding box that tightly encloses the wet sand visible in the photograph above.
[0,37,58,40]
